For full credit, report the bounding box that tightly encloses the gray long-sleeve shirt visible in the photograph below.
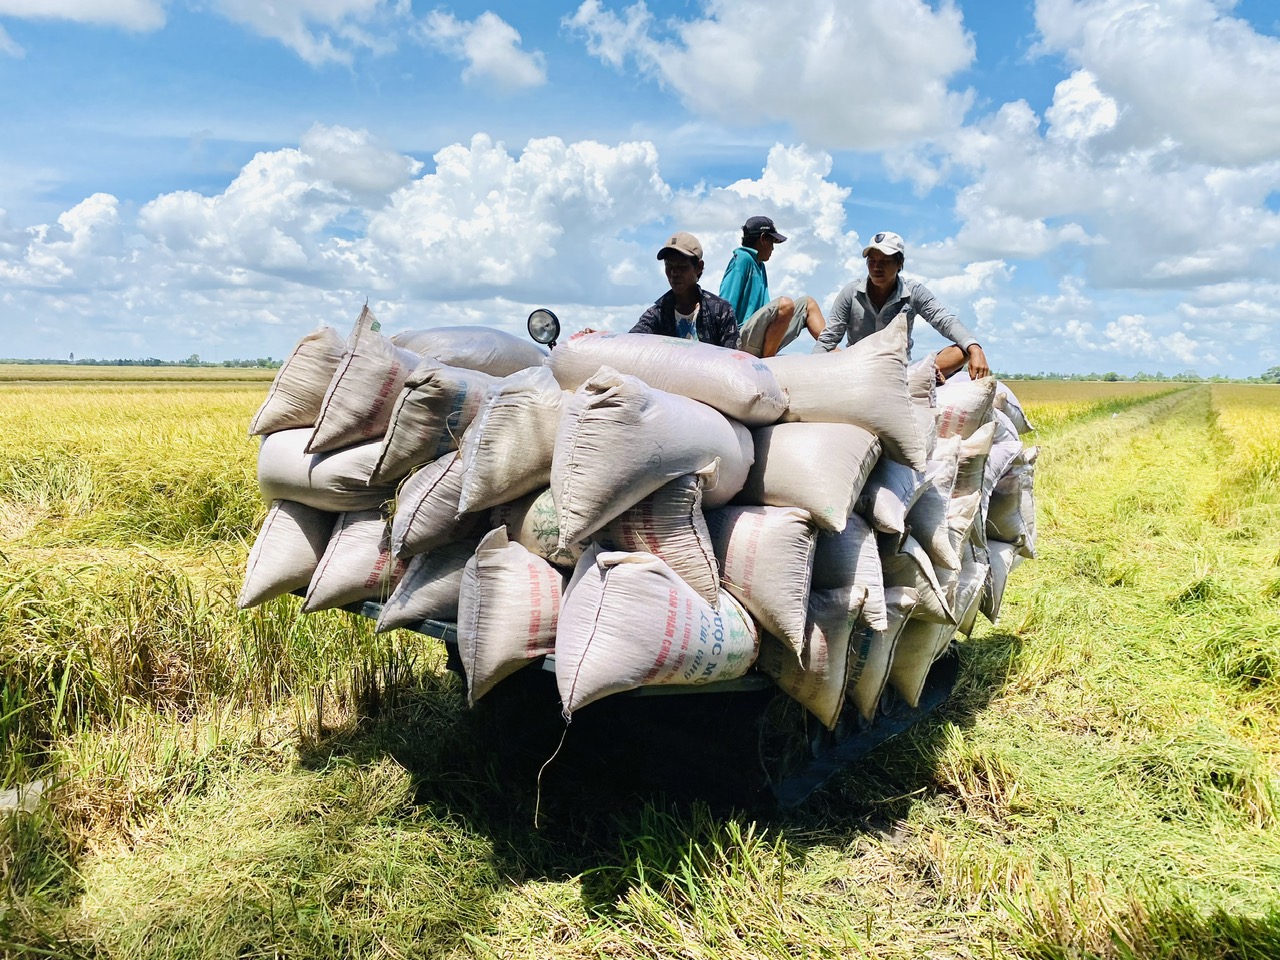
[814,276,979,355]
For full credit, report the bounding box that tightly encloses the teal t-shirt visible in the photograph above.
[718,246,770,325]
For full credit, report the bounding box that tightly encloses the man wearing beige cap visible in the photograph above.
[718,215,826,357]
[814,230,990,380]
[630,231,740,348]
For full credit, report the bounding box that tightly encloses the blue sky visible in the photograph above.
[1,0,1278,376]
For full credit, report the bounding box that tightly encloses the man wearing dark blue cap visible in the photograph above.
[718,215,826,357]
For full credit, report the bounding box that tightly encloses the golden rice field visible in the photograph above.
[2,368,1279,960]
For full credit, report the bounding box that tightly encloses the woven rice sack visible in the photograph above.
[456,366,567,514]
[993,381,1035,434]
[456,527,565,705]
[555,547,758,715]
[550,367,753,547]
[389,451,486,558]
[489,487,584,568]
[762,313,927,470]
[391,325,547,376]
[848,586,918,722]
[597,470,719,605]
[887,616,957,709]
[934,375,996,441]
[855,457,927,538]
[257,429,395,512]
[238,500,338,609]
[370,361,497,486]
[879,532,954,624]
[954,544,990,637]
[988,446,1038,558]
[248,326,347,436]
[757,585,869,730]
[706,505,818,661]
[736,422,880,533]
[811,512,888,631]
[981,539,1024,624]
[307,307,422,454]
[303,509,405,613]
[547,332,787,427]
[375,538,479,632]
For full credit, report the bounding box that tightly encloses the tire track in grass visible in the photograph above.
[924,384,1280,952]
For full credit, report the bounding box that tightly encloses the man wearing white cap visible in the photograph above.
[718,215,826,357]
[814,231,990,380]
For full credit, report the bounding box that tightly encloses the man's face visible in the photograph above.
[663,253,703,297]
[755,234,776,262]
[866,251,901,288]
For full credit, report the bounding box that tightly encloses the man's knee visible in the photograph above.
[772,297,795,327]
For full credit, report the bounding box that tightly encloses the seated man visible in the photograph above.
[630,231,739,348]
[814,230,991,380]
[718,215,826,357]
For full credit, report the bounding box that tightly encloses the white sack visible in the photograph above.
[597,471,719,605]
[258,429,395,512]
[954,545,990,637]
[757,586,869,731]
[736,422,880,533]
[375,538,478,632]
[248,326,347,436]
[550,368,754,547]
[389,451,486,558]
[763,313,927,470]
[556,548,758,715]
[457,527,565,705]
[934,375,996,441]
[238,500,338,609]
[489,487,585,568]
[879,533,954,624]
[706,505,818,660]
[811,512,889,632]
[887,617,957,709]
[307,307,421,454]
[993,381,1035,434]
[547,331,787,427]
[456,366,567,514]
[988,446,1038,558]
[391,325,547,377]
[848,586,918,723]
[303,510,405,612]
[981,539,1024,624]
[855,457,928,538]
[370,361,497,486]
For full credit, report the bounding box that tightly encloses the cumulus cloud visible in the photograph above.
[0,0,165,30]
[1034,0,1280,166]
[1104,313,1205,366]
[418,10,546,92]
[566,0,976,150]
[209,0,402,66]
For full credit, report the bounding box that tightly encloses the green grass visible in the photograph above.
[3,381,1280,959]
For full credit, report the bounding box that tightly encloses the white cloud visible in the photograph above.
[0,23,22,55]
[418,10,546,92]
[209,0,402,66]
[0,0,165,30]
[1045,70,1117,142]
[1034,0,1280,166]
[566,0,976,150]
[1104,313,1205,366]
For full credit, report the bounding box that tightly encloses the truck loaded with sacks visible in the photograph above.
[238,305,1038,807]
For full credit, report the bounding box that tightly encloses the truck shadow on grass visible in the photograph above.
[294,629,1026,913]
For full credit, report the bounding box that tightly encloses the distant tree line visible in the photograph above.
[1001,367,1280,385]
[1,356,283,369]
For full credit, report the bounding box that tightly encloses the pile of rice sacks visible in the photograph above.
[241,306,1036,729]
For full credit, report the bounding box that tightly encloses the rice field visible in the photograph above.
[2,370,1279,959]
